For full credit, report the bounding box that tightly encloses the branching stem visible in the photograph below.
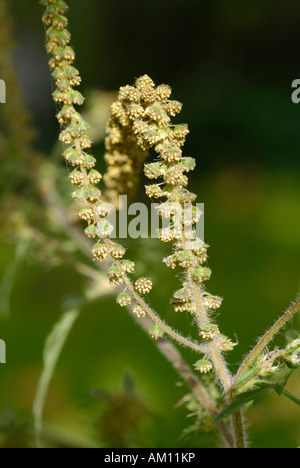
[110,253,207,354]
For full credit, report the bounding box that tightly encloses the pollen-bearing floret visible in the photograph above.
[133,306,146,318]
[199,323,220,341]
[194,359,213,374]
[134,277,153,295]
[116,293,132,307]
[92,243,109,262]
[149,325,164,340]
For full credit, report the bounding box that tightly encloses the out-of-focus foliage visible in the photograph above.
[88,372,154,448]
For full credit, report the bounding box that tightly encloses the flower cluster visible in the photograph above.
[41,0,128,264]
[42,0,236,358]
[104,96,148,208]
[42,2,173,341]
[105,75,236,366]
[105,74,239,357]
[114,75,244,371]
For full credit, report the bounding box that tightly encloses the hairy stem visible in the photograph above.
[189,276,232,389]
[189,276,246,447]
[234,299,300,386]
[37,154,235,445]
[230,404,246,448]
[151,334,234,447]
[113,255,207,354]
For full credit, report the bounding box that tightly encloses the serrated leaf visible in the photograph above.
[214,386,269,423]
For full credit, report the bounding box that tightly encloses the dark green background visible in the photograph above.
[0,0,300,447]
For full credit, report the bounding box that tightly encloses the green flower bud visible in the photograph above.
[183,206,202,226]
[108,265,122,277]
[78,207,95,223]
[173,287,191,302]
[92,242,109,262]
[88,169,102,185]
[175,251,194,268]
[145,185,166,198]
[192,267,212,283]
[161,146,182,163]
[96,219,114,238]
[84,224,97,238]
[216,334,237,352]
[144,162,166,179]
[203,295,222,310]
[52,15,68,30]
[68,169,84,187]
[163,254,178,269]
[180,157,196,172]
[81,153,96,169]
[109,242,126,259]
[63,148,84,166]
[121,260,135,273]
[96,202,110,217]
[46,26,71,45]
[199,323,220,340]
[72,186,101,203]
[116,293,132,307]
[149,325,164,340]
[194,359,213,374]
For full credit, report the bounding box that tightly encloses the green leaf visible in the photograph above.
[273,384,284,396]
[179,424,199,440]
[33,308,80,447]
[214,386,270,423]
[0,239,31,318]
[234,367,259,387]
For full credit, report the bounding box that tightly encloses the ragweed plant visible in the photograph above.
[36,0,300,448]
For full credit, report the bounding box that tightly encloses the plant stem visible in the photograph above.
[282,389,300,408]
[228,392,246,448]
[117,259,207,354]
[189,276,232,389]
[134,317,234,447]
[189,276,246,447]
[234,299,300,386]
[38,164,236,446]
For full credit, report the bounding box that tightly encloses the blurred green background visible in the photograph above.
[0,0,300,448]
